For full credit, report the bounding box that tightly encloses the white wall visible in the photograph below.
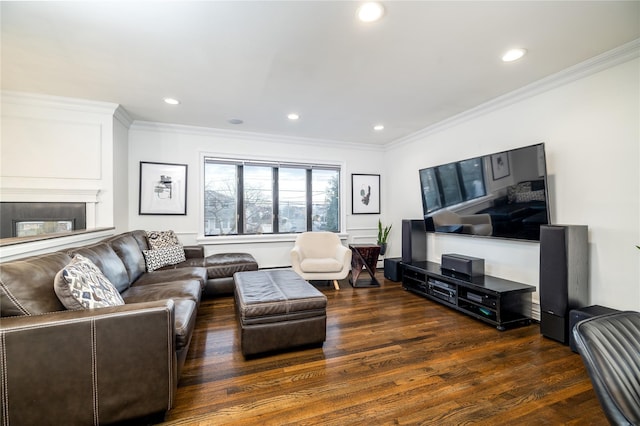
[383,58,640,312]
[112,111,131,233]
[127,124,385,267]
[0,93,122,260]
[0,93,119,224]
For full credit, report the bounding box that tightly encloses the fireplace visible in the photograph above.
[1,202,86,239]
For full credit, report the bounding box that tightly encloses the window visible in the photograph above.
[204,158,340,236]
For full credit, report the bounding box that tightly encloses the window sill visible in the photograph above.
[196,232,349,245]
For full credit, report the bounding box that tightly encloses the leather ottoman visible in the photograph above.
[233,269,327,357]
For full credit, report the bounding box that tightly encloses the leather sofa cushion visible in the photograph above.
[202,253,258,279]
[124,230,151,252]
[162,253,258,279]
[0,252,70,316]
[173,299,197,350]
[121,280,202,304]
[133,267,207,289]
[109,235,146,284]
[67,242,131,293]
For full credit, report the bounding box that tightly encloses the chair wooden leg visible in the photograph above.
[333,280,340,290]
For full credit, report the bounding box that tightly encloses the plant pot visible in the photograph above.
[378,242,387,256]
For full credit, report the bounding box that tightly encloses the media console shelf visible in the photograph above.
[402,261,535,330]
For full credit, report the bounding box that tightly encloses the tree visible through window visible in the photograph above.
[204,158,340,236]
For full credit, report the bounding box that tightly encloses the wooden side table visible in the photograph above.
[349,244,381,287]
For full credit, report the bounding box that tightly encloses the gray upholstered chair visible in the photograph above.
[290,232,352,290]
[572,311,640,425]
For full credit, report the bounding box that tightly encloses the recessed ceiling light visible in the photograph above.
[374,124,384,131]
[163,97,180,105]
[357,2,385,23]
[502,48,527,62]
[287,113,300,120]
[228,118,243,125]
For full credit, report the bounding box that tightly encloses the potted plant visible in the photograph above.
[377,219,392,256]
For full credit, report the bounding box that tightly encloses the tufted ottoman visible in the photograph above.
[233,269,327,357]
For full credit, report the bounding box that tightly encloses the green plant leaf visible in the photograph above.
[377,219,392,244]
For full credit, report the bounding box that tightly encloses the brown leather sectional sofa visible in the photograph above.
[0,230,257,425]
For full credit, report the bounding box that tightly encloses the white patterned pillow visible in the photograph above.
[54,254,125,310]
[146,230,181,249]
[143,245,187,272]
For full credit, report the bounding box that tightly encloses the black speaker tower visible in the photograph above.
[402,219,427,264]
[539,224,588,344]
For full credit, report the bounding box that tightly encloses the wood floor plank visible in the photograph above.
[160,272,607,425]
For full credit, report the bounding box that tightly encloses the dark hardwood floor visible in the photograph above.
[161,271,606,425]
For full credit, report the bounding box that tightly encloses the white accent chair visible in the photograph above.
[290,232,352,290]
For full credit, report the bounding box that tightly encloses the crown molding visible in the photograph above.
[113,105,134,128]
[130,120,384,152]
[1,91,119,116]
[386,38,640,150]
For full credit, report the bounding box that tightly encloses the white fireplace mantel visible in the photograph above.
[0,187,101,203]
[1,187,101,228]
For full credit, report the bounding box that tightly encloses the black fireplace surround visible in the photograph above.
[0,202,86,238]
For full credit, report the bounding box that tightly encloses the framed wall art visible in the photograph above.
[352,174,380,214]
[139,161,188,215]
[491,152,510,180]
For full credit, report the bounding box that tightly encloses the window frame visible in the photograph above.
[199,154,345,242]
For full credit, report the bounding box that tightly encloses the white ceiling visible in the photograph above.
[2,1,639,145]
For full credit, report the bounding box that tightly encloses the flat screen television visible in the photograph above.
[419,143,550,241]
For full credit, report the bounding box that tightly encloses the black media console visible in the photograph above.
[401,261,535,330]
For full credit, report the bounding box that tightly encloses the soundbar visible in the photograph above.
[441,253,484,277]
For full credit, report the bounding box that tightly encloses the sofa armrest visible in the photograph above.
[183,244,205,259]
[0,300,177,425]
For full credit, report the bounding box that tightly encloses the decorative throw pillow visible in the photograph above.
[143,245,187,272]
[146,230,181,250]
[54,254,125,310]
[515,189,546,203]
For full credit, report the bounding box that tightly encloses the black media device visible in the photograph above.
[426,278,456,305]
[441,254,484,277]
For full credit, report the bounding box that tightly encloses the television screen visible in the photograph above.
[419,143,550,241]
